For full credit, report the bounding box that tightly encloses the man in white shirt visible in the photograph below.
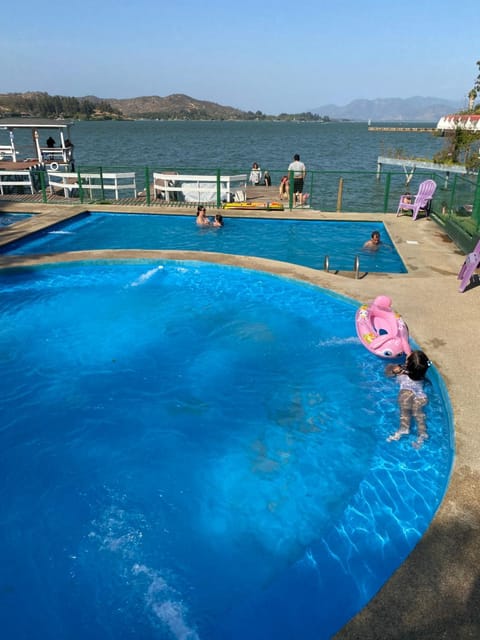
[287,154,306,203]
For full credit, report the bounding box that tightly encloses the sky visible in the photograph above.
[2,0,479,115]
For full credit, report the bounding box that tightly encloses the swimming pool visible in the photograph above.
[1,213,407,273]
[0,260,452,639]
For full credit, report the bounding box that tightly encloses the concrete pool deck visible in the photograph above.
[0,201,479,638]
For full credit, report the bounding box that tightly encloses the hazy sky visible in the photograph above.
[3,0,478,114]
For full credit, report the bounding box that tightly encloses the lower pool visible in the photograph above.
[0,261,452,640]
[1,213,407,273]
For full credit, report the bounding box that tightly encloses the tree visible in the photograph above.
[468,60,480,111]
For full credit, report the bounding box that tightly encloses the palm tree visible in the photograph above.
[468,89,477,111]
[467,60,480,111]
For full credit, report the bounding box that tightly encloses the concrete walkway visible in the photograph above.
[1,201,479,638]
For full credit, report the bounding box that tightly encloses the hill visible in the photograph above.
[89,94,326,121]
[0,92,326,121]
[311,96,462,122]
[101,93,247,120]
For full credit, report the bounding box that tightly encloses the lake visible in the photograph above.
[71,119,445,174]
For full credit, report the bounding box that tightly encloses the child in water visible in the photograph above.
[386,350,431,449]
[213,214,224,227]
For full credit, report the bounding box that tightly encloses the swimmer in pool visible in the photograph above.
[363,230,381,250]
[386,349,431,449]
[196,206,210,226]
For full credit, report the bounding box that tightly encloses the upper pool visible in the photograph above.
[1,213,407,273]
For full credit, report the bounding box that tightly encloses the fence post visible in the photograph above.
[216,169,221,208]
[39,170,47,204]
[145,167,151,206]
[77,169,84,203]
[448,174,457,214]
[336,177,344,212]
[472,168,480,231]
[288,171,294,210]
[383,173,391,213]
[99,167,105,201]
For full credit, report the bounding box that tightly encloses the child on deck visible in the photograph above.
[385,350,431,449]
[279,175,289,200]
[400,191,412,211]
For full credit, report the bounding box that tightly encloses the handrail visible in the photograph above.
[354,255,360,279]
[323,256,329,272]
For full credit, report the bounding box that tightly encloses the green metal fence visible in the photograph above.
[3,164,480,251]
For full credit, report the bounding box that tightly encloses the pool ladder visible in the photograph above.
[324,255,360,279]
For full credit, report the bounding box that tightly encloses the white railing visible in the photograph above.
[152,172,247,203]
[0,170,35,194]
[48,171,137,199]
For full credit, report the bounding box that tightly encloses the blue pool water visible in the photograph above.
[0,212,31,227]
[2,213,407,273]
[0,261,452,640]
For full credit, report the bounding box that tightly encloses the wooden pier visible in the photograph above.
[368,126,437,133]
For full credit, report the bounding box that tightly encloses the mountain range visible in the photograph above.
[311,96,462,122]
[0,92,463,122]
[103,94,462,121]
[94,94,464,121]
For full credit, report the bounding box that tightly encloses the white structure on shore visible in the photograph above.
[436,114,480,132]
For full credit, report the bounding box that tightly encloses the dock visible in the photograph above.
[368,126,437,133]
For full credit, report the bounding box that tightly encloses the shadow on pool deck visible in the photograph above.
[1,200,479,639]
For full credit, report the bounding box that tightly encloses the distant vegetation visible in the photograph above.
[0,92,330,122]
[0,92,122,120]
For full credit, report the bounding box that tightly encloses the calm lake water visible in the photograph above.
[71,120,445,174]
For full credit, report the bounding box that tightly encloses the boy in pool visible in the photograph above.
[363,230,381,250]
[386,350,431,449]
[213,214,224,227]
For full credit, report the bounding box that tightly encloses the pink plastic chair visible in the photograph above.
[458,239,480,292]
[396,179,437,220]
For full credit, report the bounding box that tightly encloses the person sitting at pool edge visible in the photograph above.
[196,206,210,226]
[363,230,381,250]
[213,214,224,227]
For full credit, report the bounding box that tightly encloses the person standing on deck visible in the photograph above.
[249,162,262,185]
[288,154,306,204]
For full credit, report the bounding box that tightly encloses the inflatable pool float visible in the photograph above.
[223,201,284,211]
[355,295,411,359]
